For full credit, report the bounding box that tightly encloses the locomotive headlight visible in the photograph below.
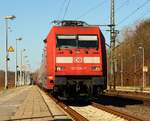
[91,66,101,71]
[48,76,53,80]
[56,66,64,71]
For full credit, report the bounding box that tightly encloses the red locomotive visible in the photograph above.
[39,20,107,97]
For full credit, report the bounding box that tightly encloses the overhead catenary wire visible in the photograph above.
[62,0,71,20]
[116,0,130,11]
[118,0,150,25]
[138,8,150,20]
[76,0,106,20]
[58,0,68,19]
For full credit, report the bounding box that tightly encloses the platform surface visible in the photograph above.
[107,86,150,93]
[116,86,150,93]
[0,86,72,121]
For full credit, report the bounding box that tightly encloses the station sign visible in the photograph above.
[8,46,14,52]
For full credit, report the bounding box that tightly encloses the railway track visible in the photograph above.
[91,102,144,121]
[48,94,144,121]
[106,90,150,106]
[49,95,88,121]
[70,104,127,121]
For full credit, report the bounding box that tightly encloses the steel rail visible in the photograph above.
[38,86,146,121]
[38,87,87,121]
[49,95,88,121]
[92,102,144,121]
[106,90,150,106]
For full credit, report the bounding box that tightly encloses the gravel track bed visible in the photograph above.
[70,105,127,121]
[94,95,150,121]
[107,105,150,121]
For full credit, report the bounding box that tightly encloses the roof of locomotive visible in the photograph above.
[43,20,102,43]
[52,20,88,26]
[51,20,100,29]
[44,21,101,43]
[50,21,101,35]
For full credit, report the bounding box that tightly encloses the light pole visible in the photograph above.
[23,55,28,85]
[25,60,29,85]
[138,46,145,91]
[118,53,124,87]
[4,15,16,89]
[133,54,136,88]
[20,49,26,86]
[26,64,31,85]
[15,37,22,87]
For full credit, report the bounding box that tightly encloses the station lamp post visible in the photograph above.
[23,55,28,85]
[25,60,29,85]
[27,61,31,85]
[118,53,123,87]
[4,15,16,89]
[20,49,26,86]
[132,54,136,88]
[15,37,22,87]
[138,46,145,91]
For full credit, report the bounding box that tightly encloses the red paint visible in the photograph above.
[43,26,106,90]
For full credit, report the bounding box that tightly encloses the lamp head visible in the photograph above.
[4,15,16,20]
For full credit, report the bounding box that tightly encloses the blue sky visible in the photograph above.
[0,0,149,71]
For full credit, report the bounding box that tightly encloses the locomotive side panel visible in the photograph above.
[99,31,107,90]
[45,29,56,89]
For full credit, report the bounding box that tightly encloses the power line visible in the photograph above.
[116,0,130,11]
[62,0,71,20]
[76,0,106,19]
[58,0,68,19]
[139,8,150,20]
[118,0,150,25]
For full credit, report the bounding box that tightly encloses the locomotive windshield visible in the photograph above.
[78,35,98,48]
[57,35,98,48]
[57,35,77,48]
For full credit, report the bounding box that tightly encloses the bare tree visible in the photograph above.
[115,19,150,87]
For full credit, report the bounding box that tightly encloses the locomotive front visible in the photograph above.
[46,21,107,97]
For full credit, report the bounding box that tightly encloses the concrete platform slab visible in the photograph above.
[0,86,72,121]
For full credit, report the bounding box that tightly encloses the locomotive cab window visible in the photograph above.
[57,35,98,49]
[57,35,77,48]
[78,35,98,48]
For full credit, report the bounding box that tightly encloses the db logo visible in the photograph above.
[73,57,83,63]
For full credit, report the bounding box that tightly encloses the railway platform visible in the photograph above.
[107,86,150,93]
[0,86,72,121]
[115,86,150,93]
